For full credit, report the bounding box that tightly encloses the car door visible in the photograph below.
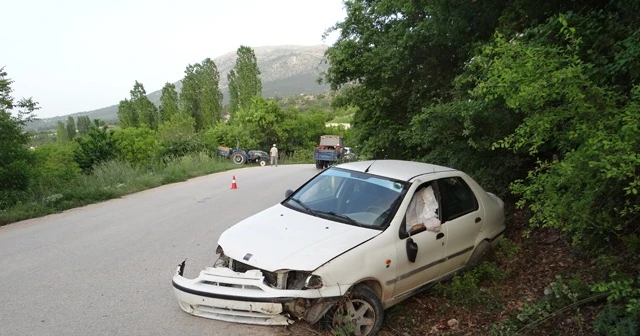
[436,176,483,276]
[391,181,447,298]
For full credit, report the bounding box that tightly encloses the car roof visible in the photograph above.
[335,160,456,181]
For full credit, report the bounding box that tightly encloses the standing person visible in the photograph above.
[270,144,278,167]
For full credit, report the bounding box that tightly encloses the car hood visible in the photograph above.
[218,204,380,272]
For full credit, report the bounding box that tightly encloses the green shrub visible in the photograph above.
[114,127,161,167]
[31,143,81,187]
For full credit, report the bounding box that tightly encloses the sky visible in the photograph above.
[4,0,346,118]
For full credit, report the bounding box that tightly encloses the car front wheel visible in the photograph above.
[331,285,383,336]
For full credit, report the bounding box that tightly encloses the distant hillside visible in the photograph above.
[26,45,331,131]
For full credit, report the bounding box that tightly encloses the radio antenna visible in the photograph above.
[364,160,376,173]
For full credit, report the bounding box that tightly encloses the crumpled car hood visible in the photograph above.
[218,204,380,272]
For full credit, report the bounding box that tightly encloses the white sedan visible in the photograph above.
[172,160,505,335]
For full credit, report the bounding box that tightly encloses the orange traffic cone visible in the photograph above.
[231,175,238,189]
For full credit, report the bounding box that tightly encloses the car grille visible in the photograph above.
[231,260,278,287]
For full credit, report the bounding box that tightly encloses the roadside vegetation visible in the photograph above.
[0,46,354,225]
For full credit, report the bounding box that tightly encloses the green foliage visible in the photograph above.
[113,127,161,167]
[31,143,81,187]
[66,116,76,140]
[180,59,223,131]
[118,81,158,130]
[228,46,262,117]
[198,58,223,129]
[56,120,68,143]
[0,67,38,209]
[324,0,505,158]
[463,15,640,248]
[117,98,137,128]
[159,82,180,123]
[201,122,256,152]
[234,97,287,150]
[433,262,505,307]
[592,303,639,336]
[76,115,91,135]
[157,113,202,157]
[130,81,158,130]
[73,120,117,173]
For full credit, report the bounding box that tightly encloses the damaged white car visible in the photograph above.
[172,160,505,335]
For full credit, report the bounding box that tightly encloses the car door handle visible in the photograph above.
[475,217,481,223]
[436,232,445,240]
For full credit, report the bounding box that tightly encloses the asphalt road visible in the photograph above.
[0,164,320,336]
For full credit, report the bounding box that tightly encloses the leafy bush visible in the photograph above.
[157,113,203,157]
[31,143,81,187]
[73,120,117,173]
[113,127,161,166]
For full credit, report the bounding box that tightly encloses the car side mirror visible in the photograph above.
[406,238,418,263]
[285,189,293,198]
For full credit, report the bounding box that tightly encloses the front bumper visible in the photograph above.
[172,262,340,325]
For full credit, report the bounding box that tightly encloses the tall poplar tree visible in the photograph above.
[130,81,158,130]
[159,82,179,123]
[228,46,262,117]
[56,120,68,143]
[66,116,76,140]
[198,58,223,129]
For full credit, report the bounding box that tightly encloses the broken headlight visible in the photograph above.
[304,274,323,289]
[286,271,323,290]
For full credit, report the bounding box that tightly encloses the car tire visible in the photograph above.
[468,240,491,267]
[259,160,266,167]
[330,285,384,336]
[232,153,245,164]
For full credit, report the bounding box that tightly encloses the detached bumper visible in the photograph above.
[172,263,294,325]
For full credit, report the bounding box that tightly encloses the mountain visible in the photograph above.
[26,45,331,131]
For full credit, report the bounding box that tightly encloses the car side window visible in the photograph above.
[437,177,478,222]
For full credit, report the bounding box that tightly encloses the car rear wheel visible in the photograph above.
[468,240,491,267]
[330,285,383,336]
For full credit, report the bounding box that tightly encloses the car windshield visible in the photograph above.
[284,167,408,229]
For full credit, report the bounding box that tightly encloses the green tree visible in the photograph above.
[198,58,223,129]
[56,120,68,143]
[157,113,202,157]
[31,142,81,187]
[77,116,91,135]
[113,127,161,167]
[0,67,38,208]
[117,98,137,128]
[73,120,117,173]
[228,46,262,117]
[159,82,179,124]
[66,115,76,140]
[179,60,223,131]
[180,64,201,128]
[234,97,286,150]
[130,81,158,130]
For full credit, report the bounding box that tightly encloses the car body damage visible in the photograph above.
[172,160,506,335]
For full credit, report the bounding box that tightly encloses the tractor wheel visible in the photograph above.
[232,153,246,164]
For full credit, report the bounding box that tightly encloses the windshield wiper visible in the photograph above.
[316,210,363,227]
[290,198,318,217]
